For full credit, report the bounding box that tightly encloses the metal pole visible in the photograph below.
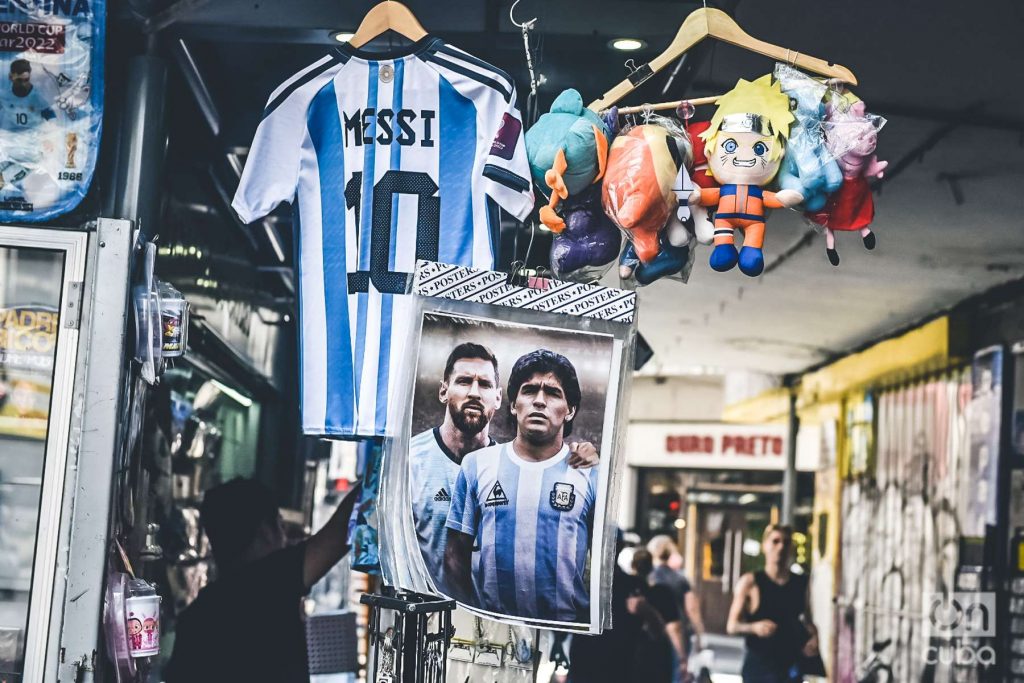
[112,47,167,238]
[781,386,799,525]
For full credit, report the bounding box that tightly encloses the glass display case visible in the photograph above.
[0,226,87,682]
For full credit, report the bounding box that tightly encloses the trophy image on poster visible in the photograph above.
[65,132,77,168]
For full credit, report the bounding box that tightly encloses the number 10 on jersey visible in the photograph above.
[344,170,441,295]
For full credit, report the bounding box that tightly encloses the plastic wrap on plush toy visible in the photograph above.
[773,64,843,212]
[525,89,611,233]
[802,92,884,266]
[805,94,888,266]
[602,116,693,266]
[619,223,695,287]
[686,120,717,245]
[550,184,622,282]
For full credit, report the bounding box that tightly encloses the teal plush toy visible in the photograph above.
[525,89,610,232]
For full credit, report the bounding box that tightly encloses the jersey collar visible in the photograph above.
[334,34,441,62]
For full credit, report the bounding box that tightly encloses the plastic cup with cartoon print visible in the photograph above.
[157,280,188,358]
[125,579,161,658]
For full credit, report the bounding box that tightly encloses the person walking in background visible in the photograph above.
[633,549,690,683]
[647,535,706,679]
[726,524,819,683]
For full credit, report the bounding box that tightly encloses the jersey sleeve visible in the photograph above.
[480,89,535,222]
[446,463,479,536]
[232,56,341,224]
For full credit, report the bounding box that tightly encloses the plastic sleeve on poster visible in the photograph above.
[378,262,637,636]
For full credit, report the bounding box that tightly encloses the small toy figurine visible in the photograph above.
[602,122,693,264]
[806,100,887,266]
[774,64,843,212]
[525,89,610,232]
[689,75,801,277]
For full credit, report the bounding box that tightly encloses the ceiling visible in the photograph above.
[138,0,1024,378]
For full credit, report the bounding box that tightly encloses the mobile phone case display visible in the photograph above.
[379,260,637,635]
[0,0,105,222]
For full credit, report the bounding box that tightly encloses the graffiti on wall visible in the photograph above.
[835,373,973,682]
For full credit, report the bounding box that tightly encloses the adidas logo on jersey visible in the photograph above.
[484,481,509,507]
[434,488,451,502]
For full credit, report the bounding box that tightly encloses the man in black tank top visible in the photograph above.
[726,524,819,682]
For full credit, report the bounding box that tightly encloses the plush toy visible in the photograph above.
[602,123,692,264]
[805,100,888,266]
[689,75,801,277]
[686,120,717,245]
[619,230,692,285]
[774,66,843,212]
[525,89,610,232]
[550,184,622,276]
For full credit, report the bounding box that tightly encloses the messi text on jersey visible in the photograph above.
[343,108,436,148]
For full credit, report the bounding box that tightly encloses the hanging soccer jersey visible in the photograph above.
[233,37,534,437]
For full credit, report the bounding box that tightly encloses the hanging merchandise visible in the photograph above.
[773,63,843,212]
[685,119,717,245]
[0,0,105,222]
[689,74,801,277]
[602,115,695,286]
[157,280,188,359]
[379,260,636,634]
[349,441,381,574]
[233,3,534,438]
[525,88,610,233]
[447,609,537,681]
[805,93,888,266]
[104,569,163,678]
[544,107,622,282]
[132,242,161,385]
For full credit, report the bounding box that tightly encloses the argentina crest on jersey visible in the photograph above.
[550,482,576,511]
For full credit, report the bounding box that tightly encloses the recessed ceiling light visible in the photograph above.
[610,38,645,52]
[331,31,354,43]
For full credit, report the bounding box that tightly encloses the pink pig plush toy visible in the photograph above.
[806,100,888,266]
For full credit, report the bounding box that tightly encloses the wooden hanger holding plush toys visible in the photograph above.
[525,7,876,282]
[589,7,857,111]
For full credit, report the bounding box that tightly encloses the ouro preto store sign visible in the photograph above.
[627,422,790,470]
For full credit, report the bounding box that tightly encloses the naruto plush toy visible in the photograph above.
[525,89,610,232]
[690,75,801,277]
[602,122,693,264]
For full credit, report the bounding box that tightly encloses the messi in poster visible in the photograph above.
[0,0,104,221]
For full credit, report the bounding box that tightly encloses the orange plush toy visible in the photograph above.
[602,124,691,263]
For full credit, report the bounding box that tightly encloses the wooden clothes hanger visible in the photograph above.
[348,0,428,49]
[589,7,857,111]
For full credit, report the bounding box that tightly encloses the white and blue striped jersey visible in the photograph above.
[409,427,497,595]
[233,37,534,437]
[446,442,598,624]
